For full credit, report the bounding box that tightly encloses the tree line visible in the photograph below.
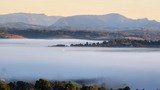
[0,79,130,90]
[70,39,160,47]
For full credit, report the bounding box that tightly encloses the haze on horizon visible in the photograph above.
[0,0,159,21]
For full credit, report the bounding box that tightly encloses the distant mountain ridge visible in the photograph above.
[0,13,160,31]
[51,13,160,31]
[0,13,62,26]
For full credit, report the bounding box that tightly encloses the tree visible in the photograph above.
[53,81,65,90]
[65,81,77,90]
[0,82,10,90]
[35,79,52,90]
[118,86,130,90]
[8,81,34,90]
[81,85,98,90]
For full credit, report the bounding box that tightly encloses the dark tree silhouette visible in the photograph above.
[35,79,52,90]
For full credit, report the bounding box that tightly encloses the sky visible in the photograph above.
[0,0,159,21]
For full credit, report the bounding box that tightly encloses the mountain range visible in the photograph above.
[52,13,160,31]
[0,13,62,26]
[0,13,160,31]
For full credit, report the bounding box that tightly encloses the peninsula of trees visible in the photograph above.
[51,39,160,48]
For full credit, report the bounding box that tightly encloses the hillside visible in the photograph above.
[1,28,160,40]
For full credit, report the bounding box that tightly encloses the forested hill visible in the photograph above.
[1,28,160,41]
